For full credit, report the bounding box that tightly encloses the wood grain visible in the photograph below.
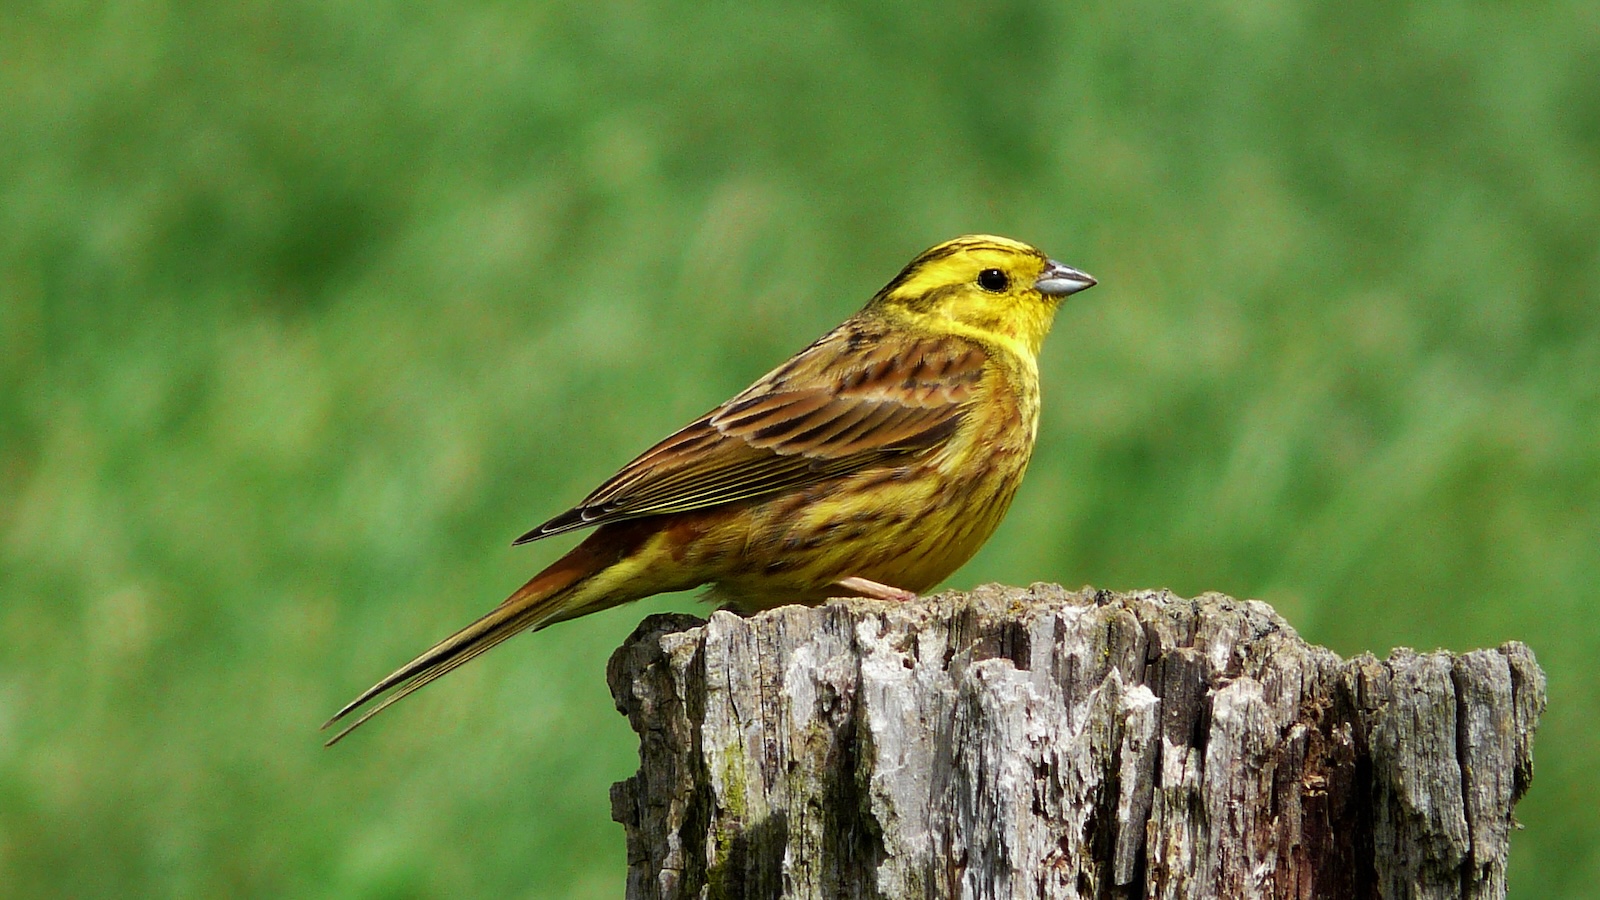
[608,585,1544,900]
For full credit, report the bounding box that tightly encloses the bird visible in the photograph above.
[323,234,1095,745]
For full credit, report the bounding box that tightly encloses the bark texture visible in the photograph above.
[608,585,1544,900]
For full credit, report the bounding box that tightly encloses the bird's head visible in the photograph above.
[868,234,1096,359]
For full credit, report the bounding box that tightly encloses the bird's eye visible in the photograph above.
[977,269,1009,292]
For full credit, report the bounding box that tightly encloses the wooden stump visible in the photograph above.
[607,585,1545,900]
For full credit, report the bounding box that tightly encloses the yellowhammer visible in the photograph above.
[325,234,1095,744]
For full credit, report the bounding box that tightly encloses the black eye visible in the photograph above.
[977,268,1009,292]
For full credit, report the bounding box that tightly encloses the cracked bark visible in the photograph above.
[608,585,1545,900]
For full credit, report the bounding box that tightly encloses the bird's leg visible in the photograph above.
[836,576,918,602]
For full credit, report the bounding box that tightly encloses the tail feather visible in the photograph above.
[322,548,603,746]
[322,599,557,746]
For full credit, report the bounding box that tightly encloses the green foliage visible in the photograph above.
[2,0,1596,895]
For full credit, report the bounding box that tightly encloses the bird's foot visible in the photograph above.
[836,576,918,603]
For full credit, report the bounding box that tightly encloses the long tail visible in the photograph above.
[322,532,634,747]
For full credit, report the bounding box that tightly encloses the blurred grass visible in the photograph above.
[2,0,1597,896]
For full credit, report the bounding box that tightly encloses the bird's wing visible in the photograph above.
[514,326,988,544]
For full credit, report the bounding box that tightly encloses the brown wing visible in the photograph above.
[513,323,988,544]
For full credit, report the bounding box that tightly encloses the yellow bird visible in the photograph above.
[325,234,1095,744]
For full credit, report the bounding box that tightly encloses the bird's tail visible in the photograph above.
[321,531,635,747]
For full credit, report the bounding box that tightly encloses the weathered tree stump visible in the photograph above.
[608,585,1544,900]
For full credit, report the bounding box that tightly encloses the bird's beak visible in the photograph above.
[1034,260,1096,297]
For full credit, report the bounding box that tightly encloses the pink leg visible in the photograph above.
[836,576,918,602]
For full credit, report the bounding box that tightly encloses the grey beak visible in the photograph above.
[1034,259,1096,297]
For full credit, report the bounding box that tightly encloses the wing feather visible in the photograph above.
[514,325,988,544]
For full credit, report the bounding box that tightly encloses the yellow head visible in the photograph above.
[868,234,1096,359]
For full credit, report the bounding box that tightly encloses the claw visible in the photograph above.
[837,576,918,602]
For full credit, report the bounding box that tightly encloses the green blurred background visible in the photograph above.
[3,0,1596,896]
